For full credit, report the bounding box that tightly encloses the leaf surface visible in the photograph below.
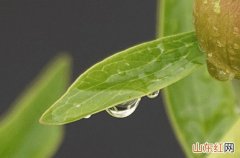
[40,32,205,125]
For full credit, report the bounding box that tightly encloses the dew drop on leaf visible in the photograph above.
[84,115,91,119]
[106,98,141,118]
[147,90,160,99]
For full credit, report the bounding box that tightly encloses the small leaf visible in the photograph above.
[0,54,71,158]
[40,32,205,125]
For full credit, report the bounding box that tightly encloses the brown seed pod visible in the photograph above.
[194,0,240,80]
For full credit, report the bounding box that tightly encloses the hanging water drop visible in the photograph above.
[147,90,160,99]
[106,98,141,118]
[84,115,91,119]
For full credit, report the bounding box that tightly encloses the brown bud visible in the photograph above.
[194,0,240,80]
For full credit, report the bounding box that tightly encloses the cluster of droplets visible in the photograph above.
[105,90,160,118]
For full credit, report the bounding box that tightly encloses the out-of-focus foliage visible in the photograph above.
[0,55,71,158]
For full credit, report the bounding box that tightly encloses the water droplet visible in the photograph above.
[84,115,91,119]
[106,98,141,118]
[147,90,160,99]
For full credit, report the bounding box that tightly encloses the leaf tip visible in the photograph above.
[39,104,62,125]
[39,111,54,125]
[39,103,68,126]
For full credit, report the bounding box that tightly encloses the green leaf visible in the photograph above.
[158,0,238,158]
[0,55,71,158]
[207,81,240,158]
[40,32,205,125]
[164,67,237,157]
[207,118,240,158]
